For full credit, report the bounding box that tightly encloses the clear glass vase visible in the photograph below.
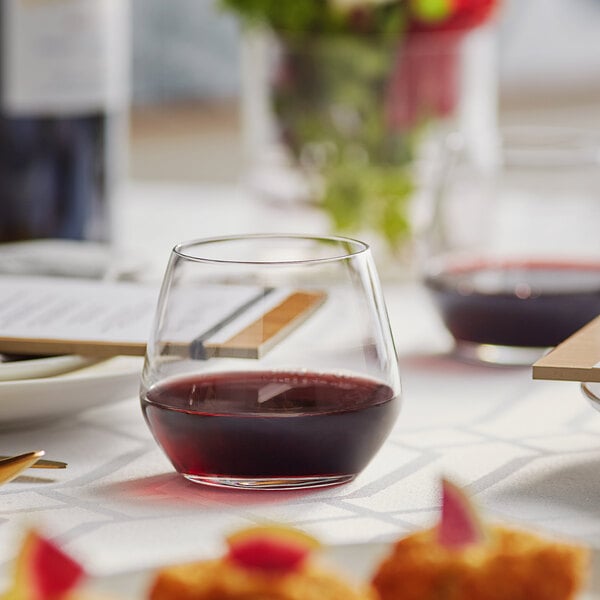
[241,24,498,271]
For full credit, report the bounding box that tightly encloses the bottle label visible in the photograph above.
[2,0,129,115]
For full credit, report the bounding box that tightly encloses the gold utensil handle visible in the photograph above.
[0,451,45,485]
[0,454,67,469]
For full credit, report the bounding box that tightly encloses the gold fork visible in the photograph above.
[0,455,66,469]
[0,451,47,486]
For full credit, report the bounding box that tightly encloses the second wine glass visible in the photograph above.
[140,234,401,490]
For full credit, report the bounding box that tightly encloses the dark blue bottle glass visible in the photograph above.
[0,0,127,243]
[0,114,109,242]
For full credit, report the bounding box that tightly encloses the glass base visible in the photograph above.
[183,473,355,490]
[453,341,550,367]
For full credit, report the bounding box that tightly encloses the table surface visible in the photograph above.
[1,181,599,581]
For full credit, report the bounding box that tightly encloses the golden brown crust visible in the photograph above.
[372,526,589,600]
[149,558,376,600]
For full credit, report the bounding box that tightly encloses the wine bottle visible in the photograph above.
[0,0,129,243]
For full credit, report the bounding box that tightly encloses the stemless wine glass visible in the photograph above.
[421,127,600,366]
[140,234,401,490]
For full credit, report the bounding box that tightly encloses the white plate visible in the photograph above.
[0,239,147,280]
[87,542,599,599]
[0,355,99,382]
[0,356,143,429]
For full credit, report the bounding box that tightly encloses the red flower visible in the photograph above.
[410,0,499,32]
[386,0,499,129]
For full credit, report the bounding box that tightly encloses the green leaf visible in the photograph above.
[409,0,453,23]
[220,0,408,35]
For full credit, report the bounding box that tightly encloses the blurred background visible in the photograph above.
[2,0,600,263]
[129,0,600,183]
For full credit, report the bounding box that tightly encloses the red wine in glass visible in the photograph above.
[142,370,399,487]
[425,259,600,348]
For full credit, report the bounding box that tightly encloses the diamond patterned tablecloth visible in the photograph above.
[2,283,600,578]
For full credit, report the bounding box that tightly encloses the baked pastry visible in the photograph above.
[149,526,376,600]
[372,478,589,600]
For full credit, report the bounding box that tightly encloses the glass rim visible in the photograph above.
[445,125,600,169]
[172,233,370,265]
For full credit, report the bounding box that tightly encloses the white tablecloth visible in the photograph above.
[1,182,599,578]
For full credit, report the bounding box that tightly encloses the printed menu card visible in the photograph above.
[0,276,324,359]
[533,315,600,383]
